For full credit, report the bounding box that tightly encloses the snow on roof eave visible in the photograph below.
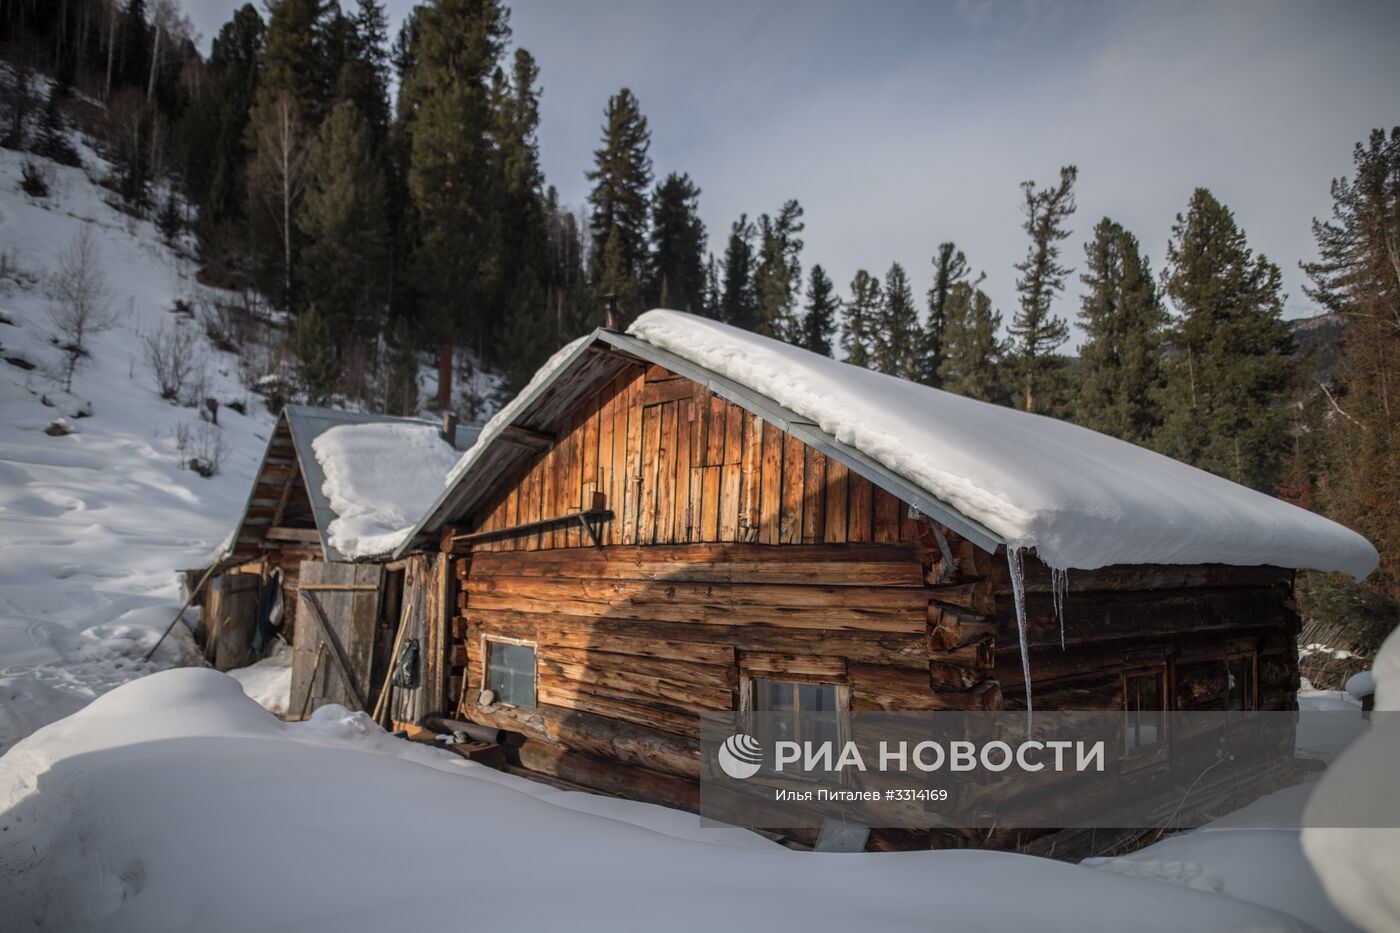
[390,330,1005,560]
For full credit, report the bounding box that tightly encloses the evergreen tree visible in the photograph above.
[1157,188,1296,491]
[799,264,838,356]
[719,215,756,328]
[296,304,339,404]
[1303,128,1400,609]
[939,281,1007,403]
[381,318,420,416]
[116,0,152,91]
[544,187,589,340]
[1010,165,1077,412]
[752,199,804,340]
[872,262,920,377]
[646,172,707,313]
[841,270,880,368]
[1076,218,1167,444]
[918,241,968,386]
[296,98,389,388]
[702,254,721,319]
[585,88,652,326]
[399,0,509,410]
[491,48,549,366]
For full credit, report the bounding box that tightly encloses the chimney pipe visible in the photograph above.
[601,293,619,330]
[442,411,459,444]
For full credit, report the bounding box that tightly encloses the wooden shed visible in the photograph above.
[208,405,478,720]
[385,312,1376,845]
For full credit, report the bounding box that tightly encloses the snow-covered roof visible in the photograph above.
[228,406,479,563]
[402,310,1378,580]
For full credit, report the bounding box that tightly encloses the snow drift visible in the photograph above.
[1303,627,1400,931]
[0,668,1319,933]
[628,309,1378,579]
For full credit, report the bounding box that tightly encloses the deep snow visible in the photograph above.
[0,141,274,754]
[628,310,1378,579]
[0,668,1327,933]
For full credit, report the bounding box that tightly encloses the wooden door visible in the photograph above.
[388,554,450,727]
[290,561,384,718]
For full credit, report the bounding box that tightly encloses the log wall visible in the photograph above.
[443,357,1301,838]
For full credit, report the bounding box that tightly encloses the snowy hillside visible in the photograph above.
[0,141,275,753]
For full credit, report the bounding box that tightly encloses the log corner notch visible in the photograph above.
[447,493,612,553]
[919,522,1002,709]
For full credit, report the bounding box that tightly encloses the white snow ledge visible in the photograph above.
[627,309,1379,580]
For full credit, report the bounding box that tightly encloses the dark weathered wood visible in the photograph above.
[450,509,613,548]
[499,423,554,452]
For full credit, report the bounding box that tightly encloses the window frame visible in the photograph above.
[1122,664,1170,766]
[1225,651,1258,713]
[744,674,851,783]
[480,634,538,711]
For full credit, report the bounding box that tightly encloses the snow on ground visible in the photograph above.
[1304,629,1400,932]
[1085,693,1372,933]
[0,142,274,753]
[628,310,1378,579]
[312,420,463,559]
[225,640,292,716]
[0,669,1323,933]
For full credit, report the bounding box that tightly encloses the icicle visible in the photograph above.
[1006,546,1032,729]
[1051,567,1070,650]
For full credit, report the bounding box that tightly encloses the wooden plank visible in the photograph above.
[874,487,901,543]
[564,409,584,548]
[467,575,935,612]
[674,399,694,543]
[848,471,873,543]
[451,510,614,547]
[657,402,678,544]
[622,373,643,545]
[638,404,662,545]
[609,374,628,547]
[780,433,805,545]
[266,526,320,544]
[739,411,762,543]
[802,446,826,544]
[596,380,615,546]
[688,394,704,544]
[719,401,744,542]
[758,419,783,545]
[705,395,727,466]
[642,378,694,407]
[580,392,601,548]
[824,457,849,543]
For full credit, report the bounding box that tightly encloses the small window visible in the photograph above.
[752,678,841,749]
[485,639,536,710]
[1226,654,1256,712]
[1124,670,1166,752]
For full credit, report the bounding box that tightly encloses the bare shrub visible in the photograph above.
[142,323,197,401]
[171,420,225,477]
[49,228,116,391]
[19,159,48,197]
[198,296,242,353]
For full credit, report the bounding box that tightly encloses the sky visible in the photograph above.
[180,0,1400,344]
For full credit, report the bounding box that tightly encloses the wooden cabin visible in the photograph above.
[204,406,477,720]
[371,312,1374,849]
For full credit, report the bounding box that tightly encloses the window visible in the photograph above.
[485,639,536,710]
[1124,670,1166,752]
[752,678,842,749]
[1226,654,1256,712]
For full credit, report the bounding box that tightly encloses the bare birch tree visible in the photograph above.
[49,227,117,391]
[252,92,309,308]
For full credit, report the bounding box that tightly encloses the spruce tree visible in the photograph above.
[296,304,339,404]
[491,48,550,371]
[296,98,389,381]
[841,270,880,368]
[702,254,721,319]
[918,241,968,386]
[585,88,652,326]
[799,264,838,356]
[399,0,509,410]
[1076,218,1167,444]
[872,262,920,377]
[939,281,1007,403]
[647,172,707,313]
[752,199,805,340]
[1011,165,1077,412]
[1157,188,1296,491]
[720,215,756,328]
